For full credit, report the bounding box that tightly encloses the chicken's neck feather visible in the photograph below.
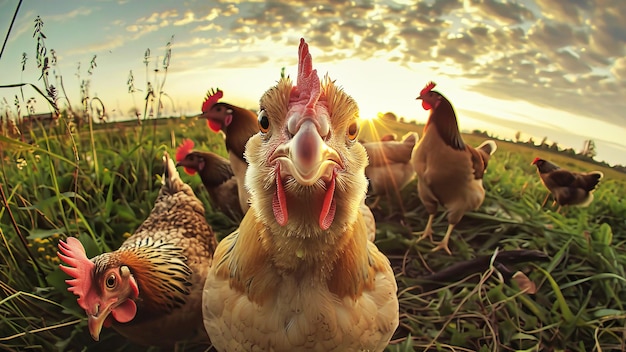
[97,239,193,314]
[214,209,376,304]
[224,105,258,162]
[197,153,235,187]
[426,99,466,151]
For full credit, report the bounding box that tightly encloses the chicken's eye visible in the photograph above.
[346,121,359,141]
[258,110,270,133]
[106,274,117,289]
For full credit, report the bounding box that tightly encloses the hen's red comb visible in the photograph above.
[296,38,321,114]
[420,81,436,96]
[531,157,541,165]
[175,139,195,162]
[57,237,95,311]
[201,88,223,113]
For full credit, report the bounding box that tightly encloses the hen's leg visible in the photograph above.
[431,223,454,255]
[415,214,435,242]
[541,192,551,207]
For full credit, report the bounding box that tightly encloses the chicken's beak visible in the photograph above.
[416,95,423,100]
[86,300,116,342]
[87,310,109,341]
[273,120,342,186]
[85,271,139,342]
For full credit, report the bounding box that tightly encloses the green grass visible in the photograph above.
[1,114,625,351]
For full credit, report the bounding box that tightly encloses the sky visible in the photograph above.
[0,0,625,166]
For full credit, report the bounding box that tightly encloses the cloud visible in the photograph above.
[125,23,159,37]
[173,12,197,26]
[534,0,591,25]
[2,0,626,143]
[553,49,591,73]
[47,7,94,22]
[399,26,441,58]
[192,22,223,32]
[470,0,535,25]
[527,19,584,50]
[611,57,626,80]
[123,10,181,41]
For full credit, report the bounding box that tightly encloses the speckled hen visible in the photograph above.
[58,152,217,348]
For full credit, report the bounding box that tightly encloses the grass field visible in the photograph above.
[1,114,625,351]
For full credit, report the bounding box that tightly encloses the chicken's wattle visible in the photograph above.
[207,119,221,132]
[110,299,138,323]
[319,171,336,230]
[272,164,288,226]
[272,164,338,230]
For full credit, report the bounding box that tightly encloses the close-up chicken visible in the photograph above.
[411,82,497,255]
[175,139,243,221]
[58,152,217,348]
[202,38,399,351]
[362,131,419,210]
[200,85,376,242]
[200,88,258,214]
[531,157,604,212]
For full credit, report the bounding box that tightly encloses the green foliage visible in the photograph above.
[371,123,626,351]
[0,115,235,351]
[1,116,625,351]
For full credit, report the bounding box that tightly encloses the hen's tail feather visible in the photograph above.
[162,151,186,195]
[402,132,419,146]
[417,249,549,291]
[586,171,604,191]
[477,140,497,156]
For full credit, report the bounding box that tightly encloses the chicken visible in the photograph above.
[362,132,419,209]
[201,86,376,241]
[200,88,258,215]
[175,139,243,221]
[379,133,397,142]
[531,157,603,212]
[202,38,398,351]
[411,81,497,255]
[57,152,217,348]
[360,196,377,242]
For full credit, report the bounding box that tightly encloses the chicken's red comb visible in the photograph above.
[531,157,541,165]
[295,38,321,114]
[57,237,95,311]
[420,81,436,96]
[201,88,223,113]
[175,139,195,162]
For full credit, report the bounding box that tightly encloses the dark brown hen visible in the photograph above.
[200,88,258,214]
[531,157,603,211]
[175,139,242,221]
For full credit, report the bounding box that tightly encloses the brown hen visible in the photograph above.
[531,157,603,212]
[175,139,242,221]
[202,38,398,351]
[411,81,497,255]
[363,131,419,210]
[58,152,217,348]
[200,88,258,214]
